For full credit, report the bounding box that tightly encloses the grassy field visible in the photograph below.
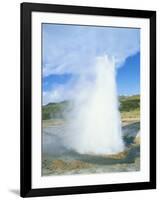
[119,95,140,123]
[42,95,140,125]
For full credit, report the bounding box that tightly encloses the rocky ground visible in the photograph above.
[42,120,140,176]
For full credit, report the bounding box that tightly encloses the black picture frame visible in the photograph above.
[20,2,156,198]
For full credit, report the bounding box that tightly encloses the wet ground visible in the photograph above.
[42,121,140,176]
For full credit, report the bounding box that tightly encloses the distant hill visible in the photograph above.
[42,101,71,120]
[42,95,140,120]
[119,95,140,112]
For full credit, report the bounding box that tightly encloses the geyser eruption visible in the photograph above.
[67,55,124,155]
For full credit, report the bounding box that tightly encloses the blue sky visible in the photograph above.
[116,52,140,95]
[42,24,140,104]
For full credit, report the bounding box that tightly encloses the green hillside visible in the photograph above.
[119,95,140,121]
[42,101,72,120]
[119,95,140,112]
[42,95,140,121]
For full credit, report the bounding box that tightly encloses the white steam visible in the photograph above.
[66,55,124,155]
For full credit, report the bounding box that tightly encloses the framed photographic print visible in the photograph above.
[20,2,156,197]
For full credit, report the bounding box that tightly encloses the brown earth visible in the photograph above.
[51,160,92,171]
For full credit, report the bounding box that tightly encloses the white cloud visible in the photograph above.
[43,24,140,77]
[43,24,140,103]
[43,77,77,104]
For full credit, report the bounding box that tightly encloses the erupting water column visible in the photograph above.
[69,55,124,155]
